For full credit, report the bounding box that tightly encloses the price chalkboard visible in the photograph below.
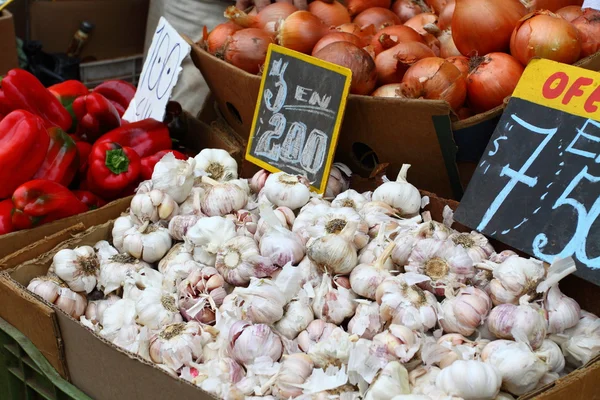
[245,44,352,194]
[455,59,600,286]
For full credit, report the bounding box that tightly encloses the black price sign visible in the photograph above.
[455,59,600,285]
[245,44,352,194]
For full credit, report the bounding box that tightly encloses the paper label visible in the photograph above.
[123,17,191,123]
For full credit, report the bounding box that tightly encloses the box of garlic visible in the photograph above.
[0,157,599,400]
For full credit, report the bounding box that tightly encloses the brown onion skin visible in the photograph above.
[425,0,449,13]
[446,55,469,77]
[438,29,462,58]
[257,3,299,34]
[556,5,584,22]
[354,7,403,31]
[347,0,392,17]
[370,25,426,54]
[467,53,524,113]
[224,28,274,74]
[312,32,365,56]
[278,11,328,54]
[452,0,527,56]
[336,23,378,46]
[404,12,441,54]
[205,22,243,55]
[402,56,467,110]
[438,0,455,30]
[524,0,583,12]
[510,11,581,65]
[572,8,600,58]
[314,42,378,95]
[375,41,436,84]
[308,0,352,27]
[391,0,431,23]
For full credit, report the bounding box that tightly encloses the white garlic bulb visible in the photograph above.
[551,311,600,368]
[98,298,137,340]
[156,243,200,289]
[358,224,395,270]
[274,291,315,340]
[28,275,87,318]
[307,222,358,275]
[332,189,368,211]
[364,361,410,400]
[350,242,395,300]
[482,340,548,395]
[84,295,120,325]
[250,169,269,194]
[178,267,227,325]
[259,204,305,267]
[228,320,283,366]
[307,326,358,368]
[53,246,99,293]
[438,287,492,336]
[122,222,172,263]
[348,300,384,339]
[194,148,238,181]
[130,189,178,223]
[435,360,502,400]
[151,153,195,203]
[95,241,149,295]
[391,230,418,267]
[325,162,352,199]
[487,300,547,350]
[534,339,565,374]
[372,164,421,217]
[372,325,421,363]
[272,354,315,399]
[544,285,581,334]
[178,187,205,216]
[185,216,236,265]
[297,320,338,353]
[135,287,183,329]
[448,231,494,264]
[487,256,546,305]
[215,236,277,286]
[200,176,248,217]
[111,215,135,252]
[263,172,311,210]
[312,274,357,325]
[422,334,489,369]
[224,278,286,324]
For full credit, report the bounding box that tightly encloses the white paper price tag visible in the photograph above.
[583,0,600,10]
[123,17,191,122]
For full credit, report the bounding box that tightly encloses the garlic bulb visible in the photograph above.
[229,209,260,238]
[194,148,238,181]
[259,204,305,267]
[228,320,283,366]
[156,243,201,289]
[200,176,248,216]
[168,215,202,241]
[28,275,87,318]
[435,360,501,400]
[372,165,421,217]
[307,222,358,275]
[534,339,565,374]
[360,201,405,237]
[53,246,99,293]
[448,231,494,264]
[250,169,269,194]
[391,230,418,267]
[487,300,547,350]
[482,340,548,395]
[408,365,441,396]
[376,275,438,331]
[332,189,368,211]
[298,320,338,353]
[135,287,183,329]
[312,274,357,325]
[438,287,492,336]
[215,236,277,286]
[223,278,286,324]
[178,267,227,325]
[122,222,172,263]
[112,215,135,252]
[487,256,546,305]
[84,295,120,325]
[325,162,352,199]
[364,361,410,400]
[186,216,236,265]
[307,326,358,368]
[544,285,581,334]
[422,334,489,369]
[27,276,63,304]
[551,311,600,367]
[151,153,195,203]
[130,189,178,223]
[297,256,323,289]
[358,224,395,270]
[350,242,395,300]
[372,325,421,363]
[98,298,137,340]
[149,321,218,370]
[490,251,519,263]
[348,300,384,339]
[178,187,205,216]
[263,172,311,210]
[274,290,314,340]
[405,239,475,296]
[256,206,296,240]
[272,354,314,399]
[95,241,149,294]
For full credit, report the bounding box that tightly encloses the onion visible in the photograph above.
[308,0,351,27]
[312,32,365,55]
[425,0,449,13]
[447,55,469,77]
[225,4,298,34]
[314,42,378,95]
[404,13,441,55]
[402,56,467,110]
[224,28,274,74]
[572,9,600,58]
[523,0,583,12]
[354,7,403,31]
[466,53,524,113]
[510,11,581,65]
[372,82,417,97]
[438,0,455,30]
[203,22,242,55]
[277,11,329,54]
[375,41,436,84]
[556,5,584,22]
[337,23,377,45]
[452,0,527,56]
[370,25,426,54]
[347,0,392,17]
[391,0,431,23]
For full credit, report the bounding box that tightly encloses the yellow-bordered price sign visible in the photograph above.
[245,44,352,194]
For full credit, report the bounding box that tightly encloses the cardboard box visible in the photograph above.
[29,0,149,61]
[189,38,600,200]
[0,10,19,75]
[1,191,599,399]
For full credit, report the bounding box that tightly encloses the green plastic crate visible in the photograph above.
[0,317,91,400]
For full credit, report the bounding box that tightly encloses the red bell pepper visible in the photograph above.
[0,88,12,116]
[72,190,107,210]
[94,118,171,158]
[2,69,72,131]
[93,80,136,117]
[140,150,188,180]
[0,199,15,235]
[11,180,89,230]
[73,92,121,142]
[48,80,90,132]
[0,110,50,199]
[33,127,80,187]
[76,141,93,179]
[87,142,141,199]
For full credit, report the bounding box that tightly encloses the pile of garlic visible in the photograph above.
[26,149,600,400]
